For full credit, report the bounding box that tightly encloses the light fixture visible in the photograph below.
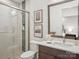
[11,9,17,16]
[67,26,74,34]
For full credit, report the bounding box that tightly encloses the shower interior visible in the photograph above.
[0,1,29,59]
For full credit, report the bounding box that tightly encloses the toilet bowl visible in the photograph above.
[20,51,36,59]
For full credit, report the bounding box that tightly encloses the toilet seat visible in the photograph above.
[21,51,36,59]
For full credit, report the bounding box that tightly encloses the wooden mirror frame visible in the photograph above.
[48,0,78,39]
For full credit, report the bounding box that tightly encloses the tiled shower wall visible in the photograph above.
[0,0,22,59]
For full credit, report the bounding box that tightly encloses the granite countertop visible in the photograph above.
[31,39,79,54]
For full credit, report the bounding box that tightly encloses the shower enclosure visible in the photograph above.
[0,1,29,59]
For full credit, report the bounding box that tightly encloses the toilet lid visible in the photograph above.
[21,51,36,58]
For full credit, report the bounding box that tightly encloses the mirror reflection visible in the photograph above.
[48,0,78,39]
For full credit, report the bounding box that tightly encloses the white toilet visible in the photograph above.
[20,51,36,59]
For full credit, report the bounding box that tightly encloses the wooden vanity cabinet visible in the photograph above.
[39,52,55,59]
[39,45,79,59]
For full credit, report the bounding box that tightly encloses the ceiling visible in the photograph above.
[11,0,24,3]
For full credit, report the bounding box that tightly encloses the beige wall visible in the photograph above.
[0,0,22,59]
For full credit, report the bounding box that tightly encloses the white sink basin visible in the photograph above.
[53,42,73,47]
[46,41,74,47]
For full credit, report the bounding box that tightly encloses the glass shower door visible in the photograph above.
[0,2,29,59]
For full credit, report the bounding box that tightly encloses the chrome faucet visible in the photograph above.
[62,33,66,44]
[62,25,66,44]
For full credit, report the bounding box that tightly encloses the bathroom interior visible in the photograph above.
[0,0,79,59]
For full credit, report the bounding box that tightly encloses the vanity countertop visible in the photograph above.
[30,39,79,54]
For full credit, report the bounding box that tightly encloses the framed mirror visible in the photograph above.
[48,0,79,39]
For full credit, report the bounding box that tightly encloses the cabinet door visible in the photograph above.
[55,57,62,59]
[55,55,77,59]
[39,52,55,59]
